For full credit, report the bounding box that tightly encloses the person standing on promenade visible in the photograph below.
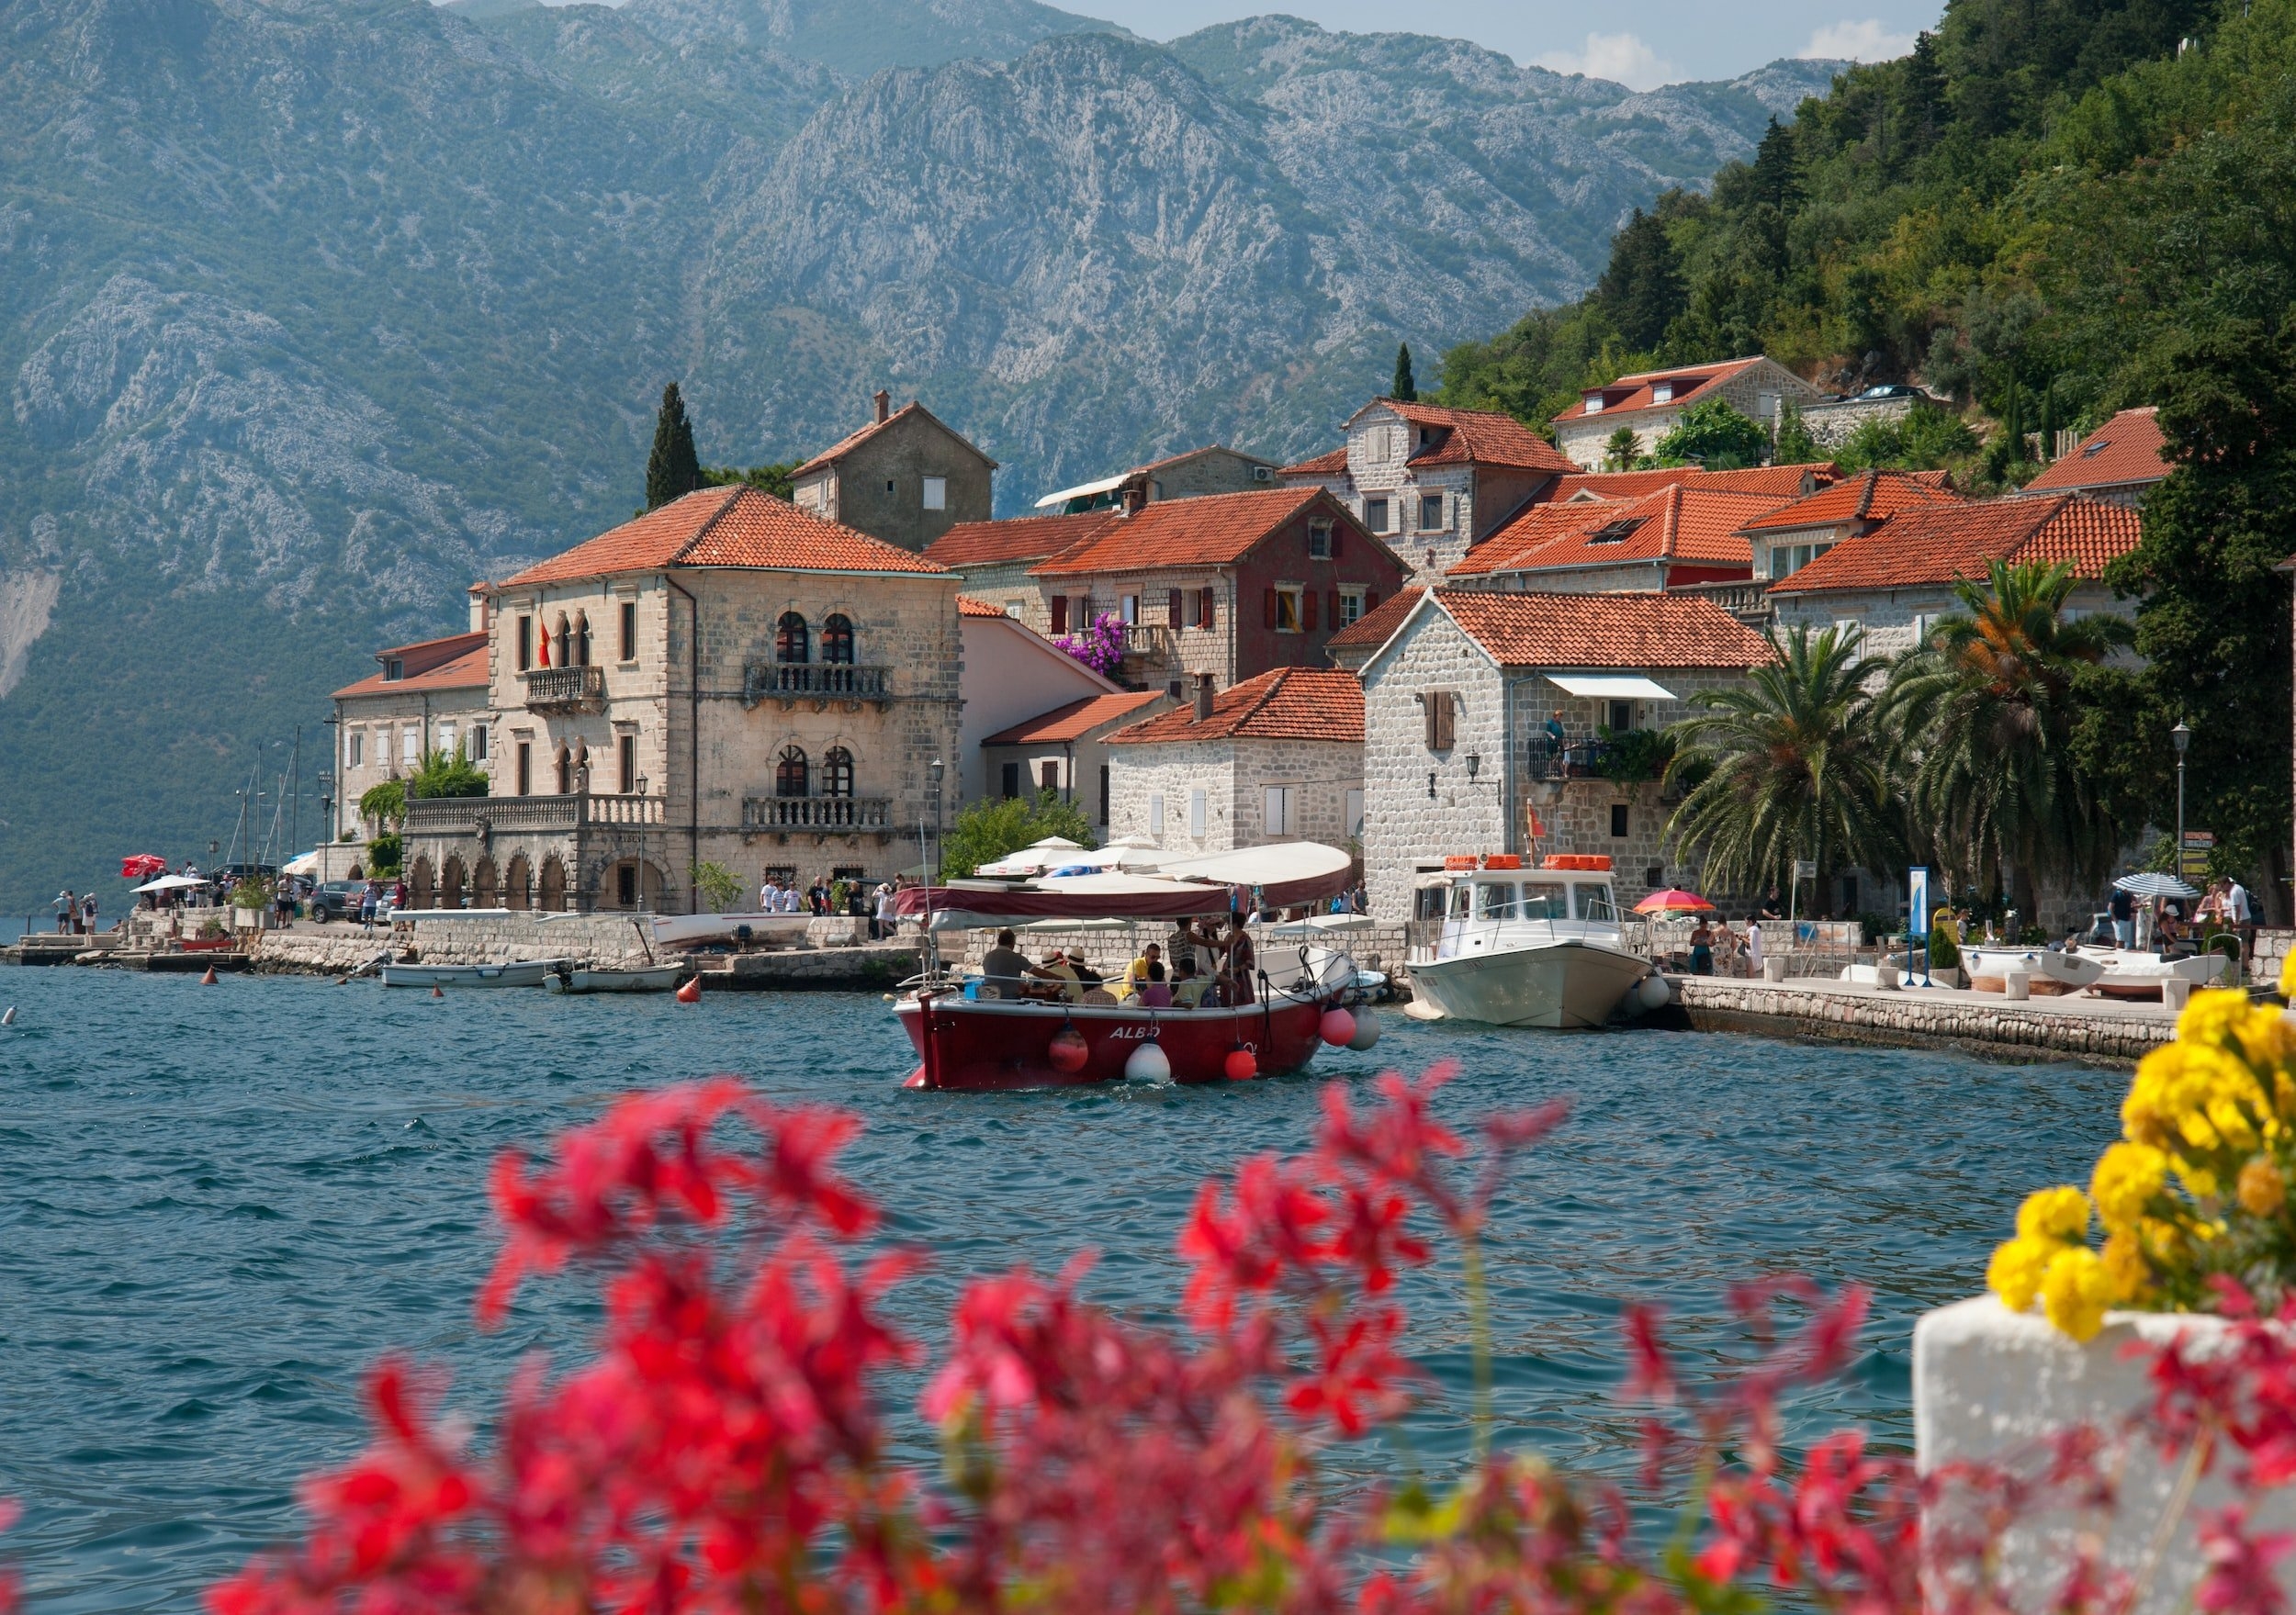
[2109,883,2135,948]
[1687,916,1716,975]
[54,888,74,934]
[2228,874,2256,969]
[872,881,895,941]
[80,891,98,933]
[1744,914,1764,976]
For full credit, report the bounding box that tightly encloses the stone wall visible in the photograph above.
[1108,735,1362,856]
[1773,578,2134,660]
[253,914,665,973]
[1793,394,1915,447]
[1674,976,2173,1062]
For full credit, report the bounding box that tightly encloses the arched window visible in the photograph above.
[775,611,809,664]
[554,612,571,668]
[775,745,809,798]
[821,614,854,664]
[823,746,854,797]
[573,611,591,667]
[555,742,572,795]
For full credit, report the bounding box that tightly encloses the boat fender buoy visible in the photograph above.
[1,1005,14,1026]
[1123,1039,1172,1082]
[1345,1007,1380,1050]
[675,976,701,1004]
[1224,1047,1257,1082]
[1638,974,1671,1011]
[1318,1007,1356,1048]
[200,966,218,985]
[1047,1026,1090,1074]
[432,984,445,999]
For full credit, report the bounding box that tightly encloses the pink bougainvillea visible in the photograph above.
[1052,611,1127,678]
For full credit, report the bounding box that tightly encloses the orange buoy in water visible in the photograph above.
[1047,1025,1089,1074]
[199,966,218,985]
[675,976,701,1004]
[1318,1007,1356,1047]
[431,985,445,999]
[1224,1047,1257,1082]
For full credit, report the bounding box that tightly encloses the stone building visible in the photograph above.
[1104,667,1364,858]
[926,510,1116,611]
[1767,494,2142,659]
[332,627,493,847]
[1322,588,1423,672]
[1444,485,1791,593]
[1278,398,1580,583]
[953,595,1140,808]
[789,391,996,553]
[1738,468,1961,583]
[981,688,1171,836]
[1548,357,1821,470]
[1031,444,1281,513]
[401,484,962,914]
[1355,589,1773,919]
[2020,407,2171,506]
[1024,486,1407,695]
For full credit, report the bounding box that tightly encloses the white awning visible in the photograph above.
[1031,473,1127,510]
[1548,674,1678,701]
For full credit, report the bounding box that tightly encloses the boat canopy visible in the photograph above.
[1154,842,1353,906]
[897,842,1354,926]
[1030,472,1127,509]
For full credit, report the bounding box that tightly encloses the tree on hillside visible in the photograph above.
[1391,343,1417,402]
[941,791,1096,880]
[1773,404,1822,465]
[1880,558,2133,922]
[705,461,801,500]
[1593,208,1683,353]
[646,383,703,510]
[1663,625,1902,903]
[1646,398,1769,470]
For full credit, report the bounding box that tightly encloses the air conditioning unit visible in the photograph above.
[1253,465,1272,480]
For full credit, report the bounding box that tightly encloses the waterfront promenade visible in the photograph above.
[1671,972,2178,1063]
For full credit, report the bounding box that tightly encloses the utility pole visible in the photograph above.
[2173,719,2191,881]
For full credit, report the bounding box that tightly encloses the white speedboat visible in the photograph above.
[544,963,685,994]
[380,958,570,989]
[1402,856,1652,1028]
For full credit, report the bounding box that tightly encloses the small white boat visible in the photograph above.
[2048,945,2234,1000]
[1402,856,1651,1028]
[544,963,686,994]
[645,913,815,948]
[380,958,570,989]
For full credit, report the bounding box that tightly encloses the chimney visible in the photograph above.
[1120,483,1146,517]
[1193,672,1214,723]
[872,389,891,424]
[468,583,490,633]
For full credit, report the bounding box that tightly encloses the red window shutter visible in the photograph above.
[1365,589,1379,613]
[1326,591,1340,628]
[1050,596,1068,634]
[1200,589,1216,630]
[1329,524,1343,559]
[1167,588,1182,626]
[1302,589,1317,631]
[1264,588,1278,628]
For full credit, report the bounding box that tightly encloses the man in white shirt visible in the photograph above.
[872,881,895,940]
[2228,877,2255,969]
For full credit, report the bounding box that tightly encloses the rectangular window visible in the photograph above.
[517,616,533,671]
[1651,381,1674,404]
[1188,788,1207,838]
[619,600,636,662]
[1345,788,1365,837]
[1196,589,1216,630]
[1423,690,1455,751]
[1039,759,1060,794]
[1005,599,1026,618]
[437,722,457,758]
[1364,496,1389,533]
[618,734,636,794]
[1149,792,1165,836]
[1121,594,1140,625]
[402,728,420,767]
[1097,764,1110,826]
[618,863,637,907]
[1000,761,1021,799]
[922,476,948,511]
[1610,802,1629,838]
[348,731,364,768]
[1308,522,1332,559]
[470,725,488,763]
[1338,588,1366,626]
[1609,700,1634,735]
[1264,786,1295,837]
[1050,596,1069,635]
[516,742,533,796]
[1273,586,1303,634]
[1418,493,1445,532]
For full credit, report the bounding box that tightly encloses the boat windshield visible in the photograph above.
[1448,885,1475,919]
[1521,881,1568,920]
[1413,884,1447,922]
[1474,880,1516,918]
[1575,884,1620,924]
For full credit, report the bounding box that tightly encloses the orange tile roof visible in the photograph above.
[2021,407,2171,494]
[1107,667,1363,746]
[1325,586,1423,651]
[929,510,1117,569]
[1278,446,1350,477]
[1768,494,2141,595]
[1030,486,1334,576]
[1133,443,1275,476]
[1539,462,1840,504]
[1382,399,1579,473]
[1738,468,1964,533]
[1451,486,1784,577]
[981,690,1167,746]
[499,486,948,588]
[1424,589,1774,669]
[1550,357,1766,424]
[958,596,1010,617]
[791,400,995,477]
[333,640,490,700]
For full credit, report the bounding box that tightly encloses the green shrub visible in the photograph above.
[942,791,1095,880]
[367,832,403,876]
[230,876,276,911]
[1595,725,1674,784]
[1927,909,1961,970]
[690,860,745,914]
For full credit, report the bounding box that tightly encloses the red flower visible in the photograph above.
[1176,1153,1334,1332]
[1285,1305,1414,1436]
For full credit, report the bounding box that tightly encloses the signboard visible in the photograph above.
[1908,867,1930,936]
[2178,830,2212,878]
[2183,830,2215,848]
[1794,859,1818,880]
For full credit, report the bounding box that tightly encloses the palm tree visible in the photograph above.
[1664,623,1903,907]
[1878,557,2133,923]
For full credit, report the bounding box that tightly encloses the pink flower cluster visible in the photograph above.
[3,1064,2295,1614]
[1051,612,1127,677]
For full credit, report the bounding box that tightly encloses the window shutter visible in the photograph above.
[1439,696,1456,750]
[1167,588,1182,626]
[1050,596,1068,634]
[1200,589,1216,630]
[1264,588,1278,628]
[1424,693,1439,750]
[1301,589,1317,632]
[1326,592,1341,629]
[1328,524,1342,558]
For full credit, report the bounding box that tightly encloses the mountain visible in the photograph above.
[0,0,1838,907]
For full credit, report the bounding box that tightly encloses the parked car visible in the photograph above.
[1855,383,1930,400]
[310,880,369,921]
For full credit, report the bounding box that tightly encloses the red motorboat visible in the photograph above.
[892,844,1368,1092]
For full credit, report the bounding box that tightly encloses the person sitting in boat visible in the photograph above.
[1219,914,1256,1004]
[1170,959,1210,1008]
[1123,942,1165,996]
[1065,949,1106,991]
[1127,955,1173,1008]
[980,929,1030,996]
[1023,951,1084,1003]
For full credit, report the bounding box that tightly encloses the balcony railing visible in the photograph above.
[1121,623,1177,659]
[743,662,893,705]
[742,795,893,831]
[521,666,605,712]
[1669,578,1773,627]
[404,791,663,836]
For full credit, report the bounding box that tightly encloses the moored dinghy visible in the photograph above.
[544,963,687,994]
[380,958,572,989]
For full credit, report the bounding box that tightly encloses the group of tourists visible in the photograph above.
[974,914,1260,1007]
[2101,874,2254,964]
[51,889,101,933]
[756,872,912,939]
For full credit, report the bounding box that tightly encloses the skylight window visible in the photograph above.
[1585,518,1647,545]
[2081,439,2111,457]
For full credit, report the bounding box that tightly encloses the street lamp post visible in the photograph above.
[2173,720,2191,884]
[636,773,650,913]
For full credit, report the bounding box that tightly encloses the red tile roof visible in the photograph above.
[1550,357,1767,424]
[957,596,1011,617]
[1382,399,1578,473]
[1107,667,1363,746]
[791,400,995,477]
[929,510,1117,569]
[1324,587,1422,651]
[1277,446,1350,477]
[1738,468,1964,533]
[982,690,1166,746]
[1768,494,2141,595]
[1423,589,1774,668]
[2021,407,2171,494]
[499,486,948,588]
[1451,486,1785,578]
[1539,462,1840,505]
[1030,487,1336,576]
[333,636,490,700]
[1133,444,1275,476]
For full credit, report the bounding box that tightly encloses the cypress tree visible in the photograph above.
[2001,379,2026,463]
[2037,377,2060,461]
[646,382,703,510]
[1391,342,1417,402]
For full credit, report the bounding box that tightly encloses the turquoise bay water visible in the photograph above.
[0,969,2122,1609]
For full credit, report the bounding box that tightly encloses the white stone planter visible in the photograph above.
[1917,1295,2296,1615]
[1761,956,1787,982]
[231,906,268,931]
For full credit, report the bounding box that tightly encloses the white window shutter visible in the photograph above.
[1189,789,1206,837]
[1149,793,1165,836]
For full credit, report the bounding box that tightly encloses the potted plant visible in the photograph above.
[230,876,275,929]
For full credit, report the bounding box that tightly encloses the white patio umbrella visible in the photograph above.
[132,875,208,892]
[2113,872,2199,900]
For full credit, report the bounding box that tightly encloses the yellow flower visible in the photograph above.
[2015,1185,2092,1243]
[1987,1235,2056,1312]
[2175,1158,2222,1200]
[2238,1157,2288,1218]
[2091,1142,2167,1228]
[2101,1227,2152,1304]
[2180,989,2259,1049]
[2041,1246,2114,1341]
[2279,948,2296,1001]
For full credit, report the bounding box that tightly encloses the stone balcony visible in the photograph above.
[1667,578,1773,628]
[521,666,606,712]
[740,794,894,833]
[742,662,893,710]
[405,791,664,836]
